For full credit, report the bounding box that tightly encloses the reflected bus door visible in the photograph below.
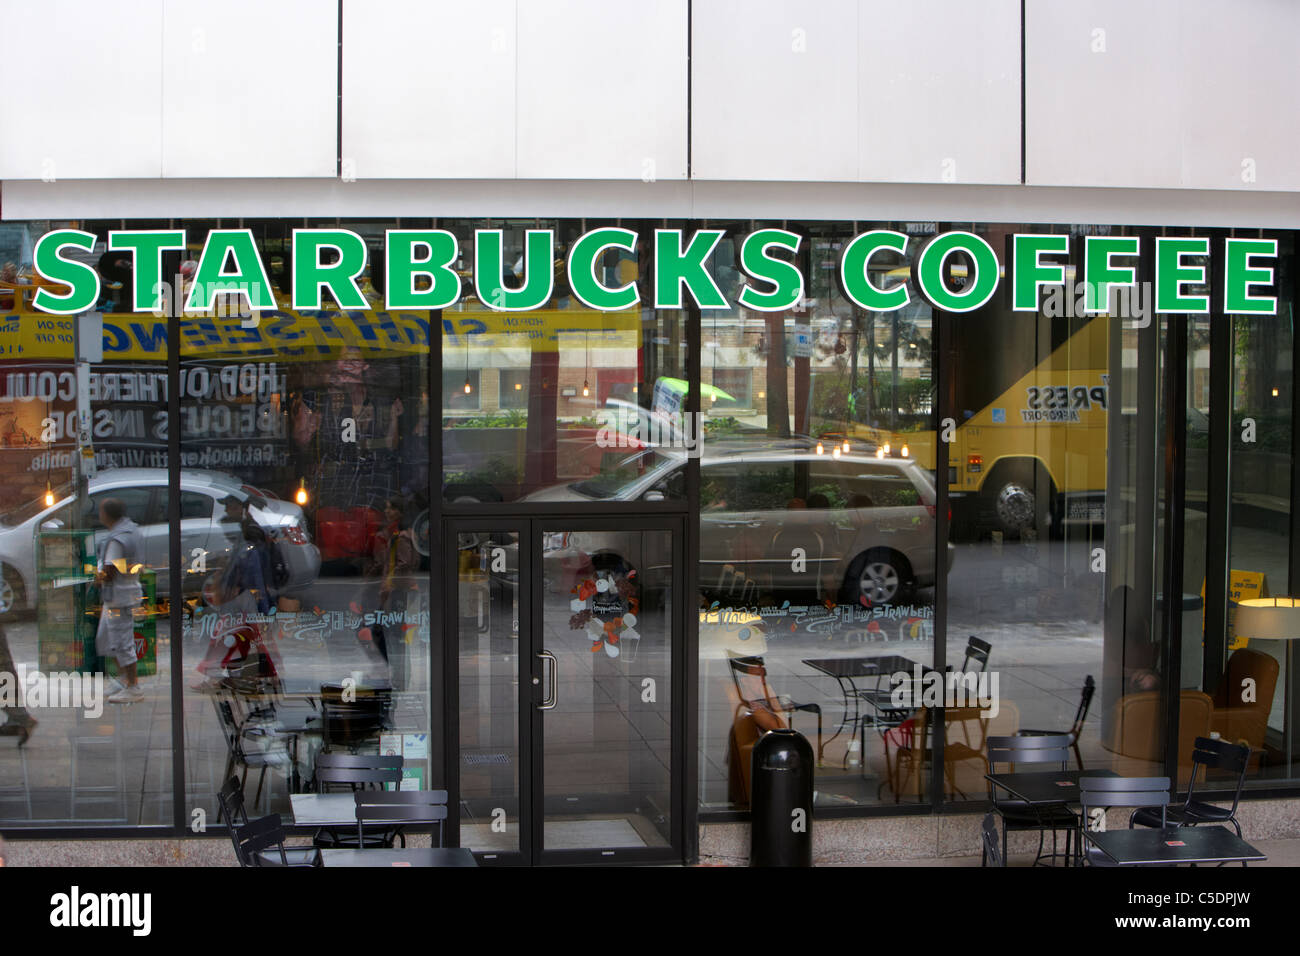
[447,516,683,865]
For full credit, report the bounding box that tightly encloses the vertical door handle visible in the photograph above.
[537,649,558,710]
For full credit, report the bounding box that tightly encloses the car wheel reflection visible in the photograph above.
[847,548,912,606]
[861,562,899,603]
[0,571,20,619]
[411,509,431,557]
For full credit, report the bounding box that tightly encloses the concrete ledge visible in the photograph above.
[1,838,237,867]
[4,802,1299,866]
[701,797,1300,866]
[0,831,434,867]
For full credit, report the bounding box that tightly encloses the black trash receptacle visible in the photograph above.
[750,728,813,867]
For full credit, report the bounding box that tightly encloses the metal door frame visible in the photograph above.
[444,514,686,866]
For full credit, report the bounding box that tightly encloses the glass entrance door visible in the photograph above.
[453,525,527,862]
[536,522,678,860]
[449,517,682,865]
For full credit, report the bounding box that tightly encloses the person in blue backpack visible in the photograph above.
[218,495,275,615]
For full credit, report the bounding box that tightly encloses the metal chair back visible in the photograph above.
[354,790,450,848]
[214,700,242,754]
[320,684,393,751]
[1079,775,1170,838]
[1071,676,1097,739]
[315,752,404,791]
[962,637,992,673]
[988,733,1071,772]
[232,813,290,867]
[317,752,406,769]
[1186,736,1251,815]
[986,734,1071,811]
[727,655,777,714]
[217,775,249,828]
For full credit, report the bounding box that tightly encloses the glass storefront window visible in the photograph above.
[0,214,1297,847]
[0,220,173,826]
[174,220,436,825]
[698,221,939,810]
[1223,232,1294,788]
[942,223,1168,800]
[439,219,689,505]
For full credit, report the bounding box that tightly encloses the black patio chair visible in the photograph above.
[319,684,393,753]
[1077,776,1169,867]
[951,636,991,674]
[1019,675,1095,770]
[314,752,405,792]
[213,698,292,812]
[986,734,1078,866]
[217,778,321,867]
[1131,736,1250,837]
[312,752,404,849]
[354,789,450,849]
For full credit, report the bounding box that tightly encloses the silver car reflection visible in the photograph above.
[525,444,954,606]
[0,467,320,617]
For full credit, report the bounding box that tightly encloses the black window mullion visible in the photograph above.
[167,304,186,833]
[430,290,452,839]
[683,287,701,862]
[931,223,952,809]
[1289,234,1300,595]
[1157,233,1189,786]
[1203,228,1231,696]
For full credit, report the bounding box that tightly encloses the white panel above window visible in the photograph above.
[692,0,859,182]
[342,0,517,179]
[515,0,688,181]
[161,0,338,178]
[1177,5,1300,191]
[1027,0,1300,191]
[859,0,1020,185]
[0,0,163,180]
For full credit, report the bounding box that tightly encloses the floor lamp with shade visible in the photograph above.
[1233,598,1300,774]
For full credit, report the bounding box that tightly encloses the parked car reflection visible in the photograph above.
[523,442,954,606]
[0,467,320,616]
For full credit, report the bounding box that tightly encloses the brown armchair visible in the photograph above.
[1103,689,1213,778]
[1209,647,1279,759]
[727,707,775,809]
[725,657,793,808]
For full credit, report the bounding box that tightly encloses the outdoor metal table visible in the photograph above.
[322,848,478,867]
[290,792,358,827]
[802,655,931,767]
[985,768,1119,806]
[1084,825,1266,866]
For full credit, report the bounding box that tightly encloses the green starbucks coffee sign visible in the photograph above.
[29,227,1279,317]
